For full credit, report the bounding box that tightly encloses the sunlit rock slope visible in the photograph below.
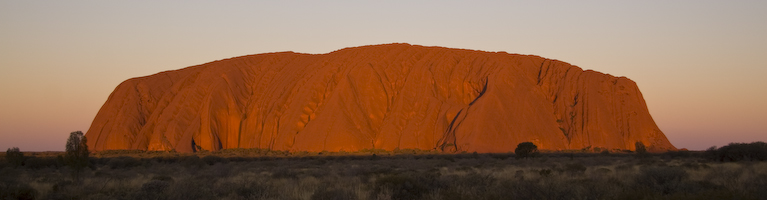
[86,43,675,153]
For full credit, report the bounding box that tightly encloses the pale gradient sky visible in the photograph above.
[1,1,765,151]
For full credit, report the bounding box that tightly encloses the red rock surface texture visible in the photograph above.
[86,44,675,153]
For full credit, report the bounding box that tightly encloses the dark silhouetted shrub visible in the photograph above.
[538,169,553,177]
[489,153,512,160]
[45,180,85,199]
[152,175,174,182]
[373,171,443,200]
[135,180,170,200]
[513,170,524,180]
[635,167,688,195]
[635,142,648,158]
[106,156,141,169]
[201,155,228,165]
[0,181,37,200]
[5,147,24,168]
[564,163,587,175]
[23,156,63,169]
[212,178,273,199]
[615,164,633,171]
[515,142,538,159]
[662,149,692,158]
[167,179,215,200]
[706,142,767,162]
[494,179,551,199]
[311,186,356,200]
[704,146,719,160]
[65,131,89,179]
[680,161,708,170]
[594,167,612,174]
[271,168,299,179]
[438,173,496,200]
[51,180,74,193]
[179,155,205,168]
[742,174,767,199]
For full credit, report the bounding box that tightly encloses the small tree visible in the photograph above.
[65,131,89,180]
[6,147,24,168]
[635,141,648,158]
[515,142,538,159]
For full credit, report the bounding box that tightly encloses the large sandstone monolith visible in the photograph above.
[86,43,675,153]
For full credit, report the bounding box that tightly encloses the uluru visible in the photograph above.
[86,43,675,153]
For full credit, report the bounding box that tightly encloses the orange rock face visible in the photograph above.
[86,44,675,153]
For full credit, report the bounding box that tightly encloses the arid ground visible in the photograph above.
[2,148,766,200]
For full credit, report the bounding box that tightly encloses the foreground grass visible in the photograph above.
[2,152,766,200]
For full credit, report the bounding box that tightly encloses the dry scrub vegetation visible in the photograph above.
[2,148,767,200]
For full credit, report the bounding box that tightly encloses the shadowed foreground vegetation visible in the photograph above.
[2,144,767,200]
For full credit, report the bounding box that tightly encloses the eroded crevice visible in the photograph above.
[438,109,462,152]
[469,77,489,106]
[438,77,490,152]
[191,139,198,153]
[133,85,148,127]
[369,64,391,109]
[572,93,580,107]
[237,113,247,148]
[537,59,550,85]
